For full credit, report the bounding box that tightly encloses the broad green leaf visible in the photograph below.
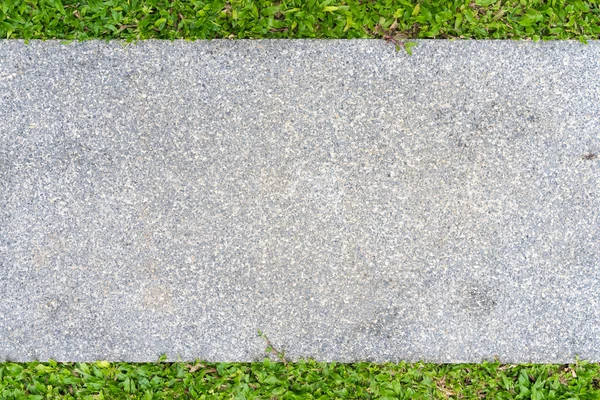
[411,4,420,16]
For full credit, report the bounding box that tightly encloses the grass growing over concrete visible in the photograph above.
[2,359,600,399]
[1,0,599,42]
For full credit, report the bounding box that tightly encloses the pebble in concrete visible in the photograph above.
[0,40,599,362]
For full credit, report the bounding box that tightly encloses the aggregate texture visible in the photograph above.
[0,40,599,363]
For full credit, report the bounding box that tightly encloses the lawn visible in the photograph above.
[2,358,600,399]
[1,0,599,42]
[2,1,600,399]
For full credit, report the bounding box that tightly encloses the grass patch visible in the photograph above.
[2,359,600,399]
[0,0,599,42]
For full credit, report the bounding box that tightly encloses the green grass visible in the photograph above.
[1,0,599,42]
[2,1,600,399]
[2,359,600,399]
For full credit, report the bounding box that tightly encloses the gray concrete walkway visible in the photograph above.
[1,40,599,363]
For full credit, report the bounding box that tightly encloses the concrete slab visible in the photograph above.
[0,40,599,363]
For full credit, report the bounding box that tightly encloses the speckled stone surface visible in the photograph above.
[1,40,599,363]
